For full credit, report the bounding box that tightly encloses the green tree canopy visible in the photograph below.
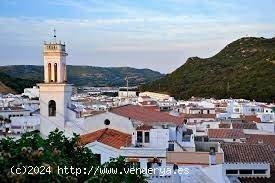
[0,129,146,183]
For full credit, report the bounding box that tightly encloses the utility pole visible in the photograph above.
[125,75,129,98]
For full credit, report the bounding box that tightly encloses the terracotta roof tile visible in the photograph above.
[80,128,131,149]
[221,143,275,165]
[183,114,216,119]
[246,134,275,151]
[110,104,184,125]
[219,123,231,128]
[240,115,261,123]
[208,129,246,139]
[232,123,257,129]
[136,125,152,131]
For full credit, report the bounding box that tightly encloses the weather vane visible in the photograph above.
[53,28,56,42]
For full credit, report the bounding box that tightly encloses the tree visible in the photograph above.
[0,129,147,183]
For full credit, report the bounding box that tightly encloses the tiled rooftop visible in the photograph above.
[240,115,261,123]
[218,123,231,128]
[79,128,131,149]
[110,104,184,125]
[232,123,257,129]
[221,143,275,165]
[246,134,275,151]
[208,129,246,139]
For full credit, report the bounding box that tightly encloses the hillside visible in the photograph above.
[0,72,39,94]
[0,65,163,88]
[141,37,275,102]
[0,81,15,94]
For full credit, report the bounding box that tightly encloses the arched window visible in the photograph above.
[54,63,57,82]
[48,63,51,82]
[48,100,56,116]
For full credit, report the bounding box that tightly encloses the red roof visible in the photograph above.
[246,134,275,151]
[240,115,261,123]
[221,143,275,164]
[232,123,257,129]
[136,125,152,131]
[183,114,216,119]
[79,128,131,149]
[208,129,246,139]
[218,123,231,128]
[110,104,184,125]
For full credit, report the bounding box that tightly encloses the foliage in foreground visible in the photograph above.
[0,130,146,183]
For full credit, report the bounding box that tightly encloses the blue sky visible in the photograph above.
[0,0,275,73]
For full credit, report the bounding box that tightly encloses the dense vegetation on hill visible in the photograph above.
[0,65,163,89]
[0,130,146,182]
[0,72,39,94]
[141,37,275,102]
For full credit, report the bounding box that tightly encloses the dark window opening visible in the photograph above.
[137,131,143,143]
[48,100,56,116]
[147,162,152,169]
[145,132,150,143]
[54,63,57,82]
[226,170,238,174]
[239,170,252,174]
[48,63,51,82]
[168,143,174,151]
[254,170,266,174]
[94,154,101,164]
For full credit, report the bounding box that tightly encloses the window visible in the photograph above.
[254,170,266,174]
[206,124,210,128]
[207,110,210,114]
[144,132,150,143]
[48,63,52,82]
[209,147,216,155]
[94,154,101,164]
[48,100,56,116]
[147,162,152,169]
[104,119,110,125]
[226,170,238,175]
[54,63,57,82]
[137,131,143,143]
[239,169,252,174]
[168,143,174,151]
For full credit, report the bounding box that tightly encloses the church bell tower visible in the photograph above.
[38,30,73,136]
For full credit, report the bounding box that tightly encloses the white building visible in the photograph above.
[38,39,74,137]
[22,86,39,99]
[10,116,40,134]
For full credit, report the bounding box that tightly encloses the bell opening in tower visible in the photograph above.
[48,63,51,83]
[48,100,56,116]
[54,63,58,82]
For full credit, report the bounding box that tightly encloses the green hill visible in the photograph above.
[140,37,275,102]
[0,72,39,94]
[0,65,163,89]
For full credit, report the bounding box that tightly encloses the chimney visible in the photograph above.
[209,147,216,165]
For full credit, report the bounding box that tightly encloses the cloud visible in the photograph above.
[0,0,275,72]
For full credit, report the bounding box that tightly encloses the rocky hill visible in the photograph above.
[141,37,275,102]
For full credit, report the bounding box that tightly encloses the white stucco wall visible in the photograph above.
[83,112,134,134]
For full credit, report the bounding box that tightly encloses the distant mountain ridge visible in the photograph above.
[0,65,163,93]
[141,37,275,102]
